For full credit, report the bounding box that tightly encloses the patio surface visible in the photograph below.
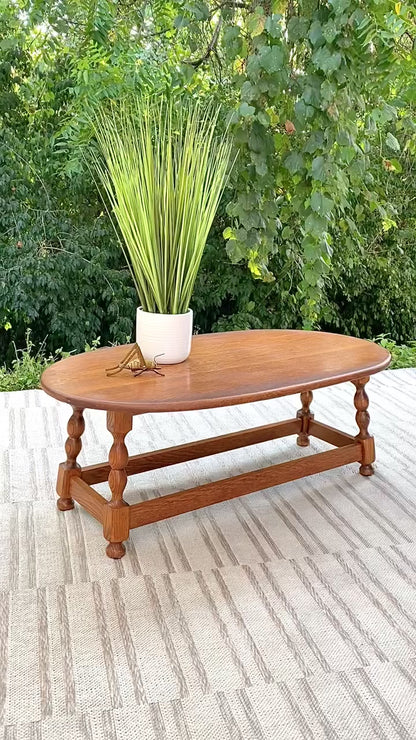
[1,369,416,739]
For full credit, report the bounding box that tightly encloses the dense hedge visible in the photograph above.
[0,0,415,364]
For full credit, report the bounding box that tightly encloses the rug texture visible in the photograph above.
[1,370,416,739]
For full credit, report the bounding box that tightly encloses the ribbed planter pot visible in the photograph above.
[136,307,193,365]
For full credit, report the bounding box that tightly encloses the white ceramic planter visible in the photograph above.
[136,307,193,365]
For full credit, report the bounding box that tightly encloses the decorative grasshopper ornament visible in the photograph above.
[106,344,165,377]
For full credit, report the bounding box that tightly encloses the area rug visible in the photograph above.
[1,369,416,739]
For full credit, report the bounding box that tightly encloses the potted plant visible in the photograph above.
[91,97,232,364]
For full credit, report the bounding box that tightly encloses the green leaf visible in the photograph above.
[311,156,326,181]
[246,54,261,81]
[328,0,351,14]
[304,266,320,286]
[309,21,324,46]
[226,241,246,263]
[0,37,18,50]
[184,1,210,20]
[223,26,242,58]
[322,20,338,43]
[252,156,268,176]
[295,99,314,126]
[312,47,342,73]
[241,81,256,102]
[382,217,397,232]
[388,158,402,173]
[223,227,236,240]
[339,146,356,164]
[249,121,269,152]
[273,133,286,152]
[310,191,334,216]
[247,7,265,37]
[287,16,309,42]
[174,15,189,28]
[236,228,248,242]
[305,212,328,236]
[177,63,195,82]
[385,132,400,152]
[239,102,255,117]
[257,110,270,127]
[281,226,294,239]
[264,14,282,39]
[259,45,284,74]
[303,131,324,154]
[336,130,352,146]
[302,236,318,260]
[239,209,265,229]
[371,104,397,125]
[303,84,321,108]
[284,151,304,174]
[320,80,337,102]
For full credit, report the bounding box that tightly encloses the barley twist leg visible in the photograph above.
[57,407,85,510]
[297,390,314,447]
[353,377,375,476]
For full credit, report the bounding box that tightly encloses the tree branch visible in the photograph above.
[186,17,222,68]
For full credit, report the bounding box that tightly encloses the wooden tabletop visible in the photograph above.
[41,330,391,414]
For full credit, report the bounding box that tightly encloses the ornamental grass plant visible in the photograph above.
[91,97,233,315]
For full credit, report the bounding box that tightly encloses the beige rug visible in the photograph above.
[1,369,416,739]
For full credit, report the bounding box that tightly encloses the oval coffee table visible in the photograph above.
[41,330,391,559]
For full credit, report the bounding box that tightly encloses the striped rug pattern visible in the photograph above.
[1,369,416,738]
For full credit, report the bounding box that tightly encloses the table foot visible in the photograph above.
[297,391,314,447]
[359,463,374,477]
[106,541,126,559]
[57,496,75,511]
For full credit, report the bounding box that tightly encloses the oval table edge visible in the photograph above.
[40,348,392,414]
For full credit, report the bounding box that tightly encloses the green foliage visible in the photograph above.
[0,125,136,363]
[0,0,415,364]
[0,332,105,391]
[375,336,416,370]
[321,122,416,341]
[0,332,68,392]
[220,0,416,325]
[193,207,301,332]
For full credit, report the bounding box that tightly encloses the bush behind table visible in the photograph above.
[1,0,415,368]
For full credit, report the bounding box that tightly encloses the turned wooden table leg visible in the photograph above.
[297,390,314,447]
[353,377,375,476]
[104,411,132,559]
[56,407,85,510]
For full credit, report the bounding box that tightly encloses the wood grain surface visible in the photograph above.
[41,330,391,414]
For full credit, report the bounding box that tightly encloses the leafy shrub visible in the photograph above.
[321,123,416,342]
[0,332,68,392]
[0,128,136,364]
[375,336,416,370]
[1,0,416,364]
[193,216,302,333]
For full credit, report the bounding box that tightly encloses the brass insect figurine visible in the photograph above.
[106,344,165,377]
